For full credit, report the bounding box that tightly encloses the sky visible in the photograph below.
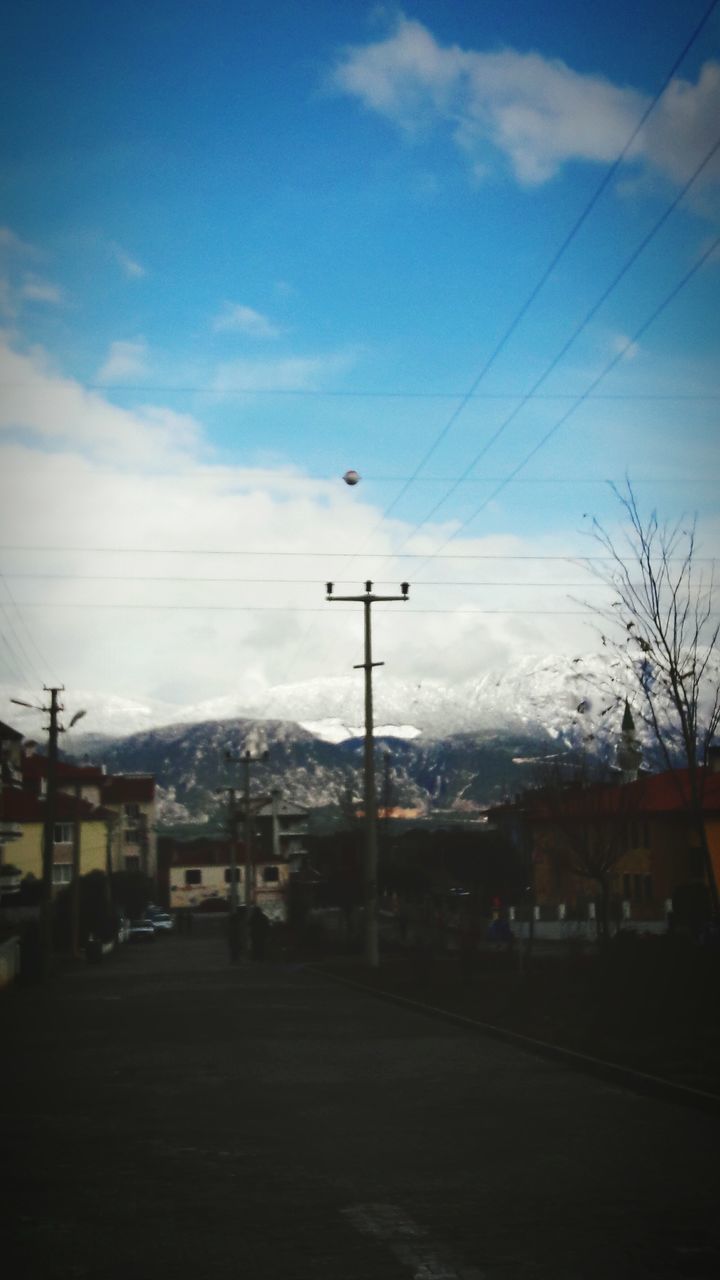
[0,0,719,725]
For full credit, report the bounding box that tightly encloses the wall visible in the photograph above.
[9,822,108,883]
[170,860,289,919]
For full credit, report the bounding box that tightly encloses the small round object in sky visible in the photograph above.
[343,469,361,486]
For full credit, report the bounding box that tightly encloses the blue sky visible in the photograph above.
[0,0,719,715]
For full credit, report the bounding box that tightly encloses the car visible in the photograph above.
[128,919,156,942]
[146,911,174,932]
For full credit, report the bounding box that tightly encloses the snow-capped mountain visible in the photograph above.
[2,653,665,828]
[0,652,632,743]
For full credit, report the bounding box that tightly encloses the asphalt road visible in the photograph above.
[2,928,719,1280]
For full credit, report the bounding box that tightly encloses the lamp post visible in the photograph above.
[326,580,409,967]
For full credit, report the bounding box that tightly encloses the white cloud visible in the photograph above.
[609,332,640,361]
[641,61,720,187]
[0,226,38,256]
[332,16,720,189]
[0,336,603,708]
[213,303,283,338]
[0,278,17,318]
[20,275,65,305]
[212,349,356,392]
[0,338,199,467]
[97,338,150,382]
[110,243,146,278]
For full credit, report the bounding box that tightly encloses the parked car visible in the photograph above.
[146,911,174,932]
[128,919,156,942]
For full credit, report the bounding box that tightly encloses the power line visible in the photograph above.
[392,130,720,552]
[10,602,619,615]
[3,383,718,400]
[0,629,28,686]
[0,573,613,587]
[359,0,720,534]
[2,547,714,561]
[279,5,720,688]
[416,231,720,572]
[0,579,47,687]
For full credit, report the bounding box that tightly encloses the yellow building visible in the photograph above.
[1,786,112,890]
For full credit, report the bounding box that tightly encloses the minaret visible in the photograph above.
[616,699,642,783]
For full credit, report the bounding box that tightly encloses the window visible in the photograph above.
[642,822,650,849]
[633,874,644,903]
[262,865,279,883]
[54,823,73,845]
[224,867,242,883]
[643,875,653,903]
[184,869,202,886]
[124,829,140,844]
[125,803,140,819]
[52,864,72,885]
[124,855,140,872]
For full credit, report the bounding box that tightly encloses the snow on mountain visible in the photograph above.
[0,651,684,832]
[0,652,634,744]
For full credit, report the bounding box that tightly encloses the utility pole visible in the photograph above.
[217,783,241,960]
[41,687,62,973]
[11,689,86,978]
[326,580,409,967]
[71,780,82,957]
[225,748,268,957]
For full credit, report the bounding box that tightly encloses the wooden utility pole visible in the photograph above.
[40,686,63,976]
[225,748,268,957]
[71,780,82,957]
[326,581,409,967]
[10,689,86,977]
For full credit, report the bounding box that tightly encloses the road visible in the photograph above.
[2,927,719,1279]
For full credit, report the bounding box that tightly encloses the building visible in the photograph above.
[1,785,114,887]
[101,774,157,877]
[160,835,291,920]
[159,799,308,919]
[0,724,157,894]
[491,764,720,928]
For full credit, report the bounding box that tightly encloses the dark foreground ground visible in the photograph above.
[2,926,720,1280]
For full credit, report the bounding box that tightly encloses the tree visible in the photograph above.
[585,482,720,915]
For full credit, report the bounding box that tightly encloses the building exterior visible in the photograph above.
[101,774,157,877]
[1,785,113,887]
[0,725,157,894]
[0,720,24,852]
[160,803,308,919]
[161,835,292,920]
[491,765,720,927]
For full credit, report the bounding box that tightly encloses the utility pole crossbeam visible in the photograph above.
[326,580,409,968]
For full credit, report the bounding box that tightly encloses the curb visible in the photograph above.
[309,965,720,1117]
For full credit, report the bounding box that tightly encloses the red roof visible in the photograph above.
[102,775,155,803]
[22,755,105,785]
[2,788,111,824]
[521,767,720,821]
[0,720,23,742]
[158,837,246,867]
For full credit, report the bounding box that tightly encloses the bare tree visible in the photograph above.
[584,482,720,915]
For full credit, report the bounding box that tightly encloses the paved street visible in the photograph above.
[2,929,719,1279]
